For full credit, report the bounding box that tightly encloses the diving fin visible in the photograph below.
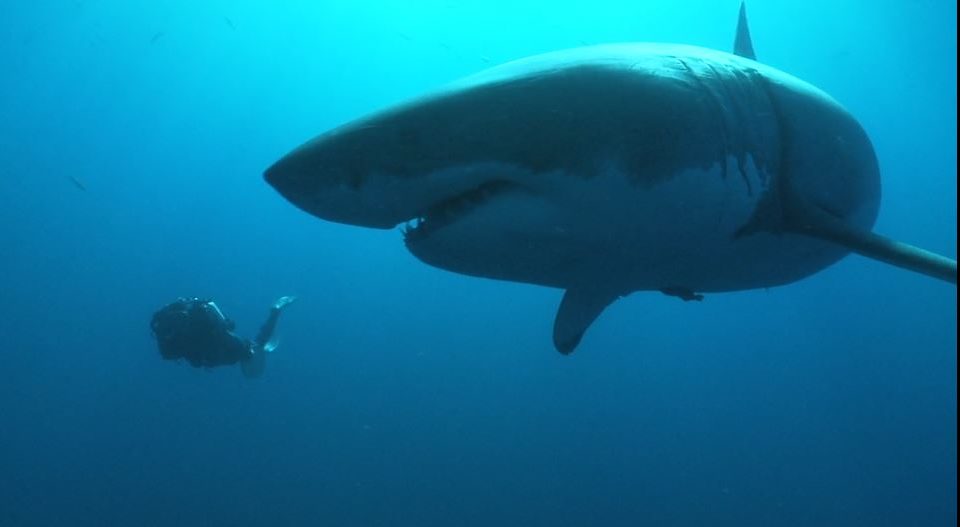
[240,349,266,379]
[273,295,297,310]
[262,337,280,353]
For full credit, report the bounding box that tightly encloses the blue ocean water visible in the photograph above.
[0,1,955,525]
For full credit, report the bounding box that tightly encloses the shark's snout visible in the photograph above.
[265,124,531,232]
[264,130,413,229]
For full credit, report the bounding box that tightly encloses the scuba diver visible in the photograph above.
[150,295,297,378]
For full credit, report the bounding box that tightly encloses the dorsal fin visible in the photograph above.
[734,2,757,60]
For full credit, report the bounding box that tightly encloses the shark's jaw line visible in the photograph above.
[400,179,521,242]
[396,154,853,295]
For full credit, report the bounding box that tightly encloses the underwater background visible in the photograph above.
[0,1,955,525]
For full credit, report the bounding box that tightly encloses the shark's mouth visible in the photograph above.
[402,180,518,242]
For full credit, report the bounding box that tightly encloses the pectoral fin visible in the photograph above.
[782,178,957,284]
[553,288,621,355]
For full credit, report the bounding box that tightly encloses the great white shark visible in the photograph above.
[265,3,957,354]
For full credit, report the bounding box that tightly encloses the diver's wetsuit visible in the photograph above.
[151,298,283,369]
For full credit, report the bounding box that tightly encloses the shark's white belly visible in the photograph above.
[406,157,849,293]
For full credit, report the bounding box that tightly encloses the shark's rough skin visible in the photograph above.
[265,3,956,354]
